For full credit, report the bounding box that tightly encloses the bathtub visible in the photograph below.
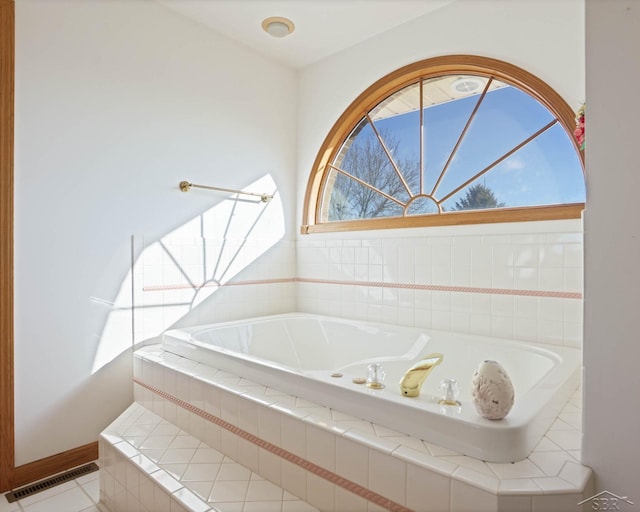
[161,313,581,462]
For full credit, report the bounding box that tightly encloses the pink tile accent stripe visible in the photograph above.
[142,277,293,292]
[143,276,582,299]
[298,278,583,299]
[133,377,413,512]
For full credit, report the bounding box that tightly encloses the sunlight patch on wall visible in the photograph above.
[92,174,285,373]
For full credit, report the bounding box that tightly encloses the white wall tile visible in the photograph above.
[450,480,498,512]
[514,267,539,290]
[451,265,471,287]
[564,244,583,268]
[450,312,470,333]
[415,290,432,309]
[334,486,369,512]
[367,501,388,512]
[369,264,383,282]
[532,494,584,512]
[335,437,369,489]
[281,460,308,501]
[415,308,432,329]
[114,481,127,511]
[564,268,583,292]
[133,355,143,380]
[432,310,451,331]
[491,316,514,339]
[126,459,141,498]
[176,373,190,403]
[306,425,336,472]
[539,320,563,346]
[398,288,415,308]
[189,415,206,442]
[399,249,415,283]
[471,266,493,288]
[406,463,451,512]
[564,321,583,348]
[539,267,564,292]
[515,234,546,245]
[450,294,471,313]
[139,474,155,510]
[514,317,538,342]
[399,307,416,327]
[369,450,406,506]
[280,415,306,458]
[306,473,335,512]
[258,448,282,486]
[491,295,514,317]
[471,294,491,314]
[189,377,204,410]
[539,244,564,268]
[470,314,491,336]
[432,264,452,286]
[238,397,260,436]
[153,485,172,512]
[515,246,539,268]
[237,437,260,474]
[258,405,281,446]
[220,428,240,461]
[203,385,221,418]
[220,391,239,426]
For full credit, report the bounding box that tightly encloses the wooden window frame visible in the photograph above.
[301,55,585,234]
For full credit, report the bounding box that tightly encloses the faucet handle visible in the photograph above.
[367,363,386,389]
[438,378,461,406]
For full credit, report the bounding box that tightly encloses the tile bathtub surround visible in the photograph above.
[133,221,583,350]
[131,379,413,512]
[296,223,583,348]
[100,403,319,512]
[133,235,297,344]
[129,346,594,512]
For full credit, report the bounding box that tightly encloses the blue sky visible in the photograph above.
[371,84,585,210]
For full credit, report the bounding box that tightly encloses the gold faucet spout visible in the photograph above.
[400,353,444,397]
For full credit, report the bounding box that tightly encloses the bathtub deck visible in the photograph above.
[105,344,595,512]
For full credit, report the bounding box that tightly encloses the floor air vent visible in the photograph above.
[4,462,99,503]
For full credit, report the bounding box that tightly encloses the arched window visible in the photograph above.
[301,56,585,233]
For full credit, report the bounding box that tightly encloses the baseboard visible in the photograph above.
[11,441,99,490]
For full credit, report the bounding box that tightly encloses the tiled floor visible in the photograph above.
[0,467,104,512]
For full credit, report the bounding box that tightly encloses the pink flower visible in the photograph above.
[574,104,585,150]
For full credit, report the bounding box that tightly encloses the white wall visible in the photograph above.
[583,1,640,503]
[14,0,296,465]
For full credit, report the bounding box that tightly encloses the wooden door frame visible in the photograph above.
[0,0,16,493]
[0,2,97,493]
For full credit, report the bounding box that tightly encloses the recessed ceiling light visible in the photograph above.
[261,16,295,38]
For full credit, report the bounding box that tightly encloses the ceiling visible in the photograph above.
[156,0,454,69]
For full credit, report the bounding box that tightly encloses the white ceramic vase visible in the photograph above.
[471,360,514,420]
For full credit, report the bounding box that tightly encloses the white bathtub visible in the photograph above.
[161,313,581,462]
